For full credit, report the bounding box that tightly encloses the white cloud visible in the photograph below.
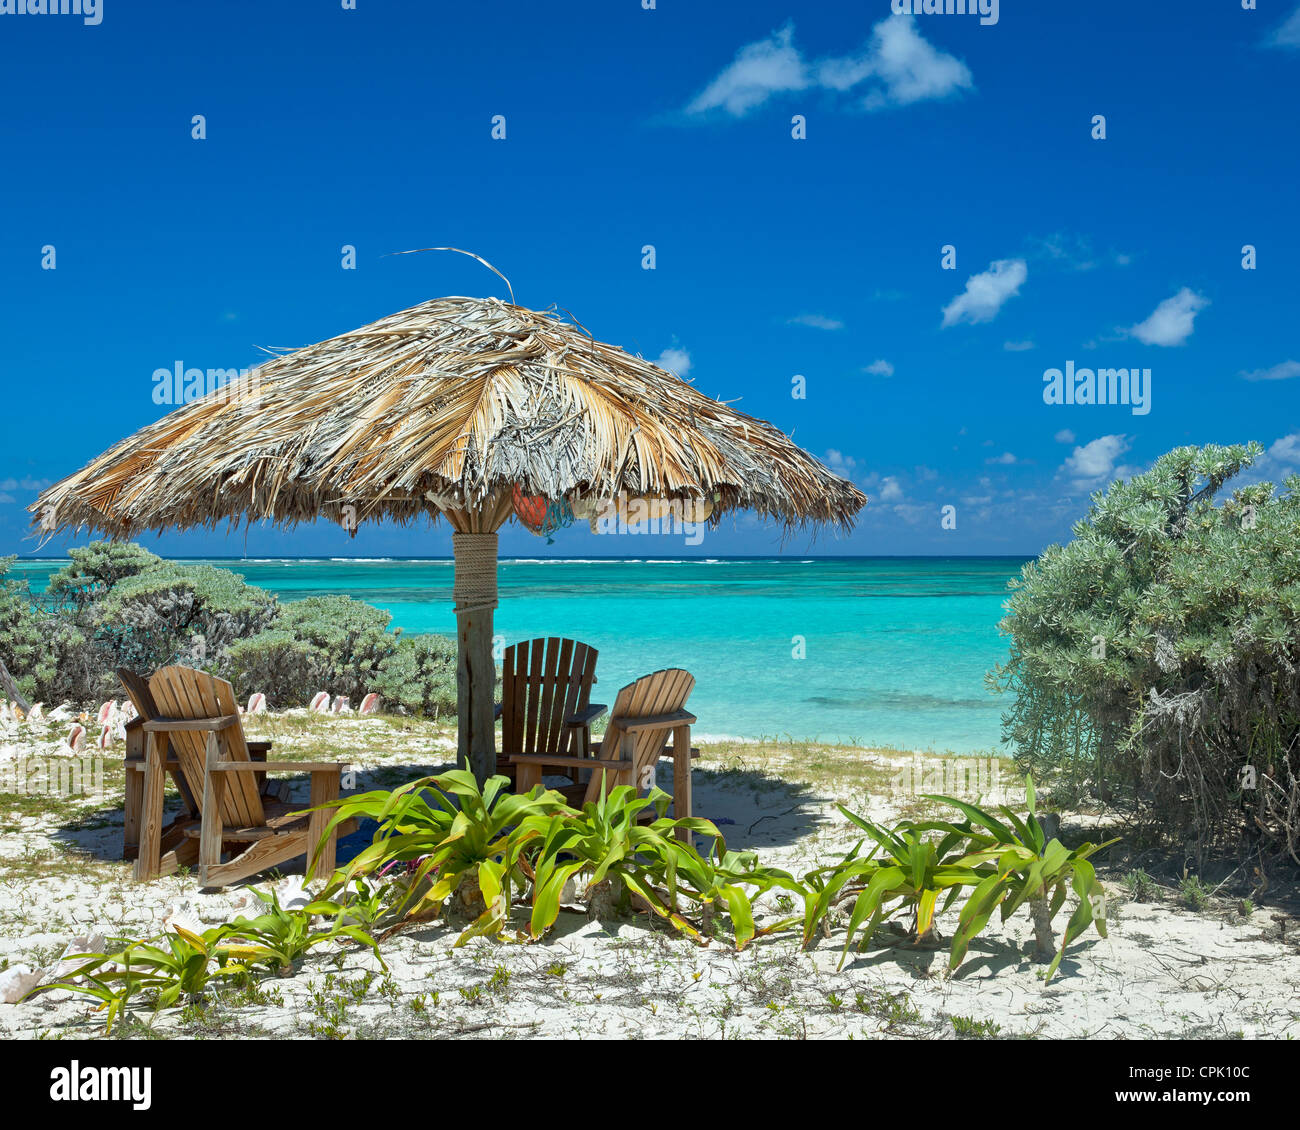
[827,15,974,111]
[1128,287,1208,346]
[0,477,51,491]
[653,347,692,376]
[864,359,894,377]
[1268,433,1300,465]
[787,313,844,330]
[878,476,903,502]
[941,258,1027,328]
[985,452,1018,465]
[1240,360,1300,382]
[1054,429,1076,444]
[1267,6,1300,48]
[687,16,970,119]
[1063,434,1130,485]
[0,493,15,505]
[825,449,858,478]
[686,24,810,117]
[1003,340,1035,352]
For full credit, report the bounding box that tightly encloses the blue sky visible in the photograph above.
[2,0,1298,560]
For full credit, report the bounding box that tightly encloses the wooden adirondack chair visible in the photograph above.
[496,637,604,787]
[134,665,353,887]
[118,667,199,863]
[119,667,285,861]
[511,668,698,841]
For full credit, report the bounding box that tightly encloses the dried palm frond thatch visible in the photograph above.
[30,296,866,539]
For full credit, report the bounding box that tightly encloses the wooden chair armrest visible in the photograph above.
[564,703,607,728]
[506,753,632,772]
[591,744,700,759]
[247,741,272,756]
[209,760,346,774]
[621,710,696,733]
[125,758,184,772]
[143,715,240,732]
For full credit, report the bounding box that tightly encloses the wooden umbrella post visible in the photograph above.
[452,529,499,784]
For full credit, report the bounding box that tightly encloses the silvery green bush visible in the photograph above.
[1,544,458,716]
[991,443,1300,858]
[373,634,458,719]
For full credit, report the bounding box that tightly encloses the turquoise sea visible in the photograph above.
[11,557,1026,753]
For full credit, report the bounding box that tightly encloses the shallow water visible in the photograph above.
[11,556,1024,752]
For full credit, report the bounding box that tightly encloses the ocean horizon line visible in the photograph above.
[12,552,1036,563]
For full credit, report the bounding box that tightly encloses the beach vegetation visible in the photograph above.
[30,924,251,1034]
[1,543,459,714]
[917,777,1115,976]
[318,769,568,943]
[991,443,1300,860]
[1178,873,1211,912]
[1121,868,1156,902]
[372,633,458,718]
[804,776,1114,980]
[44,542,165,610]
[312,771,797,951]
[27,904,383,1034]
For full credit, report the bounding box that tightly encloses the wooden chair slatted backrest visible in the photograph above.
[585,668,695,804]
[148,665,264,829]
[117,666,197,813]
[117,667,160,724]
[502,638,598,757]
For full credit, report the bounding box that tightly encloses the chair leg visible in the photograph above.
[672,724,693,843]
[123,763,142,860]
[198,733,225,886]
[134,733,166,880]
[307,770,340,881]
[515,759,542,792]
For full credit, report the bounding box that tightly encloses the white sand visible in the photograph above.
[1,711,1297,1040]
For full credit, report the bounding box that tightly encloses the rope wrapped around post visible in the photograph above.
[452,532,499,615]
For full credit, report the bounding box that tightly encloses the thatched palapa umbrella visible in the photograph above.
[31,289,867,782]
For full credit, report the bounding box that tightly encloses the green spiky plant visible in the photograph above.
[660,834,803,949]
[27,923,251,1033]
[315,770,570,944]
[827,816,990,967]
[525,782,719,941]
[916,776,1118,979]
[222,887,385,975]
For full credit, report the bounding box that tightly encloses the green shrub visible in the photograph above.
[374,633,458,718]
[225,596,398,707]
[803,777,1115,980]
[1178,874,1211,912]
[269,596,393,702]
[3,544,459,711]
[316,772,792,951]
[45,542,165,611]
[28,898,381,1033]
[990,443,1300,858]
[226,630,316,708]
[0,557,107,703]
[92,563,277,674]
